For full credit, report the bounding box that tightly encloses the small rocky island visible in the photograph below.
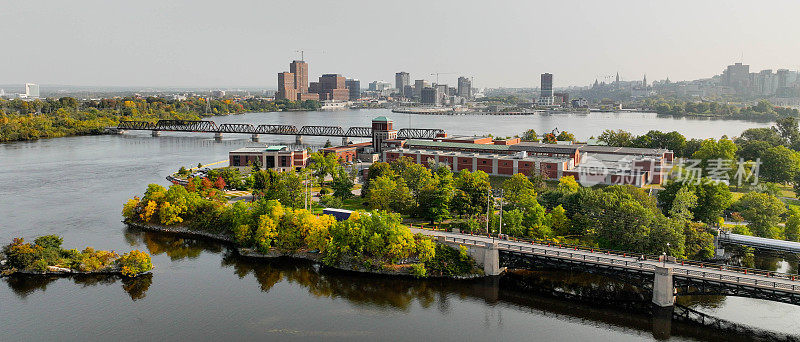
[1,235,152,278]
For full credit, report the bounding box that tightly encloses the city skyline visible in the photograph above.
[3,1,800,88]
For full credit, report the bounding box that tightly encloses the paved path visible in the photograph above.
[411,228,800,294]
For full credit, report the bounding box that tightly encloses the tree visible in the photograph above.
[691,138,737,175]
[658,178,732,224]
[598,129,633,147]
[117,250,153,277]
[786,212,800,242]
[331,167,355,199]
[521,129,540,142]
[737,140,772,162]
[547,205,570,236]
[366,176,414,214]
[362,162,396,197]
[734,192,786,238]
[761,145,800,184]
[502,173,537,210]
[667,187,697,221]
[775,117,800,147]
[213,176,226,190]
[308,152,340,182]
[557,176,580,193]
[556,131,575,142]
[452,170,491,217]
[738,127,784,146]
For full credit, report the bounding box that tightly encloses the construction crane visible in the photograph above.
[430,72,455,84]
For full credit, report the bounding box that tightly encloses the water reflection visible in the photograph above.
[3,273,153,301]
[119,227,799,341]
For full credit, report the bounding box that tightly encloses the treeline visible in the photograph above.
[598,117,800,187]
[0,97,321,142]
[122,179,478,277]
[2,235,152,277]
[361,157,715,259]
[646,99,799,119]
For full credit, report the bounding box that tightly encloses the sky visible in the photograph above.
[2,0,800,89]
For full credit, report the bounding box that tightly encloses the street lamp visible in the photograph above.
[662,242,670,267]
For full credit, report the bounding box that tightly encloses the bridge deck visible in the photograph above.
[413,228,800,295]
[719,232,800,254]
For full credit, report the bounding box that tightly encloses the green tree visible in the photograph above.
[452,170,491,217]
[556,131,575,142]
[521,129,540,142]
[761,145,800,184]
[598,129,633,147]
[734,192,786,238]
[785,212,800,242]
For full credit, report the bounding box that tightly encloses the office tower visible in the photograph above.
[413,79,429,98]
[540,73,553,98]
[457,76,472,99]
[421,87,441,106]
[403,85,414,98]
[277,72,297,100]
[395,72,410,93]
[346,79,361,100]
[25,83,40,98]
[290,60,309,93]
[319,74,349,101]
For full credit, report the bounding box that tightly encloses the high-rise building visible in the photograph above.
[457,76,472,99]
[413,79,429,98]
[277,72,297,100]
[421,87,441,106]
[25,83,40,99]
[319,74,349,101]
[395,72,410,94]
[403,85,414,98]
[290,60,309,94]
[346,79,361,100]
[540,73,553,98]
[722,62,750,92]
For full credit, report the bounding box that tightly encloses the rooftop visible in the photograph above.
[372,116,391,122]
[230,145,288,153]
[404,139,512,151]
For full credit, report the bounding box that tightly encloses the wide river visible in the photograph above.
[1,109,797,341]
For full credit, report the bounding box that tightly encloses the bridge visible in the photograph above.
[412,228,800,308]
[114,119,446,144]
[717,231,800,254]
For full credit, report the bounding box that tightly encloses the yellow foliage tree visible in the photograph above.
[158,201,184,225]
[140,200,158,223]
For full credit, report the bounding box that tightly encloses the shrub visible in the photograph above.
[34,235,63,250]
[3,238,41,270]
[117,250,153,277]
[410,263,427,278]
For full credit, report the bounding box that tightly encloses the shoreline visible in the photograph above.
[125,220,486,280]
[1,264,150,279]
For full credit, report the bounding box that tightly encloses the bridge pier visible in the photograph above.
[151,130,161,137]
[651,306,674,340]
[251,134,259,142]
[652,267,675,307]
[483,242,503,276]
[214,132,223,141]
[295,135,303,145]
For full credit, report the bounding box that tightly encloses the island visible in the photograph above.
[1,235,152,278]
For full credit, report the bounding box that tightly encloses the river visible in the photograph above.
[0,109,796,341]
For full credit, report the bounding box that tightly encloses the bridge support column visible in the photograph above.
[295,135,303,145]
[342,137,349,146]
[652,266,675,307]
[251,134,259,142]
[651,306,674,340]
[151,130,161,137]
[483,242,503,276]
[214,132,223,141]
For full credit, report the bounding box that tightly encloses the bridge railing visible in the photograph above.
[413,226,800,283]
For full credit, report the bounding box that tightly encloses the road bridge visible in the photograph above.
[115,119,445,144]
[717,231,800,254]
[412,228,800,308]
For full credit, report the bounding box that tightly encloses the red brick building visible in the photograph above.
[229,146,308,172]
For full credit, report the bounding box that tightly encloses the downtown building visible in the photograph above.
[276,60,351,102]
[382,136,673,187]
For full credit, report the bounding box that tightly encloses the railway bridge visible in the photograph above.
[412,228,800,308]
[114,119,446,145]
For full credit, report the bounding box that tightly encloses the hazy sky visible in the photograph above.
[3,0,800,89]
